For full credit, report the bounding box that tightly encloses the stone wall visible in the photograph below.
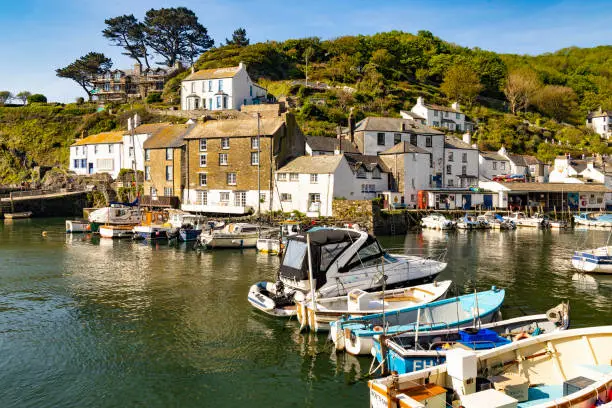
[331,199,375,233]
[5,192,91,218]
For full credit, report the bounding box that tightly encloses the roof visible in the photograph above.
[143,124,192,149]
[184,65,241,81]
[587,110,611,119]
[445,136,475,150]
[72,131,124,146]
[344,153,390,173]
[184,118,284,139]
[135,123,172,135]
[499,182,610,193]
[480,151,508,161]
[277,155,343,174]
[522,155,542,166]
[508,154,527,167]
[354,117,443,135]
[306,136,358,153]
[379,142,429,155]
[399,110,426,120]
[423,103,459,113]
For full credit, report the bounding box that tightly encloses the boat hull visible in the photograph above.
[99,225,135,239]
[256,238,281,254]
[247,282,297,317]
[572,249,612,274]
[66,220,90,233]
[179,229,201,242]
[201,234,258,248]
[4,211,32,219]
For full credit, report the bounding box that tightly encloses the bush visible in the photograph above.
[146,92,163,104]
[28,94,47,103]
[75,97,85,105]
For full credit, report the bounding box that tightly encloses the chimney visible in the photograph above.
[348,107,355,143]
[134,63,142,76]
[451,102,460,111]
[127,117,133,132]
[417,96,424,106]
[239,61,245,70]
[462,131,471,145]
[336,126,343,155]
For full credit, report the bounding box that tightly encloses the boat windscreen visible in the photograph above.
[282,240,308,270]
[320,241,351,272]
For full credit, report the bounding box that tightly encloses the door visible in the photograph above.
[483,194,493,209]
[462,194,472,210]
[88,163,93,174]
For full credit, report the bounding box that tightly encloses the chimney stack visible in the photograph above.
[462,131,471,145]
[417,96,424,106]
[348,107,355,143]
[452,102,460,111]
[134,63,142,76]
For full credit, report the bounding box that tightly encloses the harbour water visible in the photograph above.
[1,218,611,407]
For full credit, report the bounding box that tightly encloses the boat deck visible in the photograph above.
[517,385,563,407]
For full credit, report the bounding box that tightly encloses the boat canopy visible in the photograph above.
[109,198,139,207]
[279,229,366,289]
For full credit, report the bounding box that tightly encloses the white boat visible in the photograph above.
[421,214,456,230]
[65,220,90,233]
[505,212,550,228]
[295,280,452,332]
[457,214,484,230]
[256,221,303,255]
[572,246,612,274]
[88,203,142,225]
[167,209,206,229]
[4,211,32,219]
[369,326,612,408]
[199,223,260,248]
[480,212,516,230]
[132,224,172,240]
[574,212,612,228]
[99,224,135,239]
[248,228,447,317]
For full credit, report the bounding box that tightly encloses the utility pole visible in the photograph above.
[257,112,261,216]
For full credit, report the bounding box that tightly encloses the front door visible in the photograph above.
[88,163,93,174]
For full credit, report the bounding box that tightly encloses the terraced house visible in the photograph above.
[181,109,305,214]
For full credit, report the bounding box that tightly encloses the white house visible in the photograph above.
[274,154,389,217]
[548,155,587,183]
[478,151,511,180]
[121,123,161,173]
[443,135,479,188]
[69,131,125,178]
[586,109,612,139]
[410,96,474,132]
[305,135,358,156]
[180,62,267,111]
[399,110,426,125]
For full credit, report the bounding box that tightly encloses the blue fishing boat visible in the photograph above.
[574,212,612,228]
[330,287,505,355]
[178,227,202,242]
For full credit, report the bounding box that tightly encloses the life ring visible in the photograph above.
[373,326,384,332]
[514,331,530,341]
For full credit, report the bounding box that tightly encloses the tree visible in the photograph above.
[143,7,214,67]
[440,63,483,106]
[225,28,249,47]
[27,94,47,103]
[103,15,150,68]
[504,68,541,114]
[56,52,113,101]
[15,91,31,105]
[534,85,578,122]
[0,91,12,105]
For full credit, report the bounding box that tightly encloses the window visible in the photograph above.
[105,72,111,79]
[444,111,449,118]
[199,154,207,167]
[361,184,375,193]
[199,173,207,186]
[309,193,321,204]
[114,85,120,91]
[103,83,110,92]
[310,174,318,184]
[251,152,259,165]
[208,98,213,109]
[227,172,237,185]
[94,145,98,154]
[222,96,227,109]
[462,165,467,175]
[433,121,440,127]
[221,138,230,149]
[108,144,113,153]
[394,133,402,145]
[235,191,246,207]
[198,190,208,205]
[377,132,385,146]
[216,96,221,108]
[372,168,381,179]
[282,240,307,269]
[166,148,173,161]
[166,165,173,181]
[410,134,417,146]
[164,187,173,196]
[447,180,454,187]
[343,237,383,271]
[145,166,151,181]
[462,153,467,163]
[433,110,439,117]
[493,162,497,170]
[208,80,212,92]
[277,173,287,181]
[191,82,195,93]
[448,152,454,162]
[289,173,299,182]
[114,72,121,80]
[456,113,461,119]
[199,139,207,151]
[219,153,228,166]
[426,136,432,147]
[357,167,366,179]
[218,79,223,91]
[501,162,506,170]
[97,159,113,171]
[446,165,452,175]
[129,147,134,157]
[251,137,259,149]
[250,85,253,96]
[144,149,150,161]
[280,193,292,201]
[220,192,230,202]
[80,159,86,168]
[73,159,79,168]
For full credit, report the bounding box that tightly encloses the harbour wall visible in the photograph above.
[1,191,91,218]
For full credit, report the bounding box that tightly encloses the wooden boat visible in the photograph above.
[330,287,505,355]
[178,226,202,242]
[371,303,570,375]
[368,326,612,408]
[65,220,90,233]
[247,228,447,317]
[4,211,32,219]
[572,246,612,274]
[99,225,135,239]
[295,280,453,332]
[421,214,456,230]
[199,223,260,248]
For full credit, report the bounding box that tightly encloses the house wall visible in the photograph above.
[478,156,510,180]
[588,116,611,139]
[274,172,335,217]
[231,68,267,110]
[121,133,149,172]
[380,152,430,207]
[411,100,467,131]
[143,147,184,198]
[69,143,123,179]
[443,148,479,187]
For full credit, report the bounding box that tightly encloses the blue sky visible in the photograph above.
[0,0,610,103]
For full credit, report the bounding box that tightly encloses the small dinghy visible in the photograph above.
[99,224,135,239]
[4,211,32,219]
[572,243,612,274]
[368,325,612,408]
[247,281,299,317]
[371,303,570,375]
[330,287,505,355]
[65,219,90,233]
[295,280,452,332]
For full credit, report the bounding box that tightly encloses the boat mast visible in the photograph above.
[306,233,316,314]
[257,112,261,216]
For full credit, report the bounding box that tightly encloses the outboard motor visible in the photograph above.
[546,302,570,328]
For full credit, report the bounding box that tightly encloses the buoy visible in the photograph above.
[41,231,48,237]
[373,326,384,332]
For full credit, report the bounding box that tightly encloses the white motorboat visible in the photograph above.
[456,214,483,230]
[505,212,550,228]
[574,212,612,228]
[295,280,452,332]
[99,224,135,239]
[200,223,260,248]
[247,228,447,317]
[167,209,206,229]
[65,220,90,233]
[421,214,456,230]
[132,224,172,240]
[572,245,612,274]
[369,326,612,408]
[480,212,515,229]
[88,203,143,225]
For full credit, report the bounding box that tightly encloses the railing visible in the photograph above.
[7,187,86,200]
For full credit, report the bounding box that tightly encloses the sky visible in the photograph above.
[0,0,610,103]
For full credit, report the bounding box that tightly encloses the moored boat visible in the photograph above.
[368,326,612,408]
[506,212,550,228]
[572,246,612,274]
[481,211,516,229]
[99,224,135,239]
[295,280,453,332]
[132,224,172,240]
[457,214,483,230]
[88,201,142,225]
[200,223,261,248]
[4,211,32,219]
[330,287,505,355]
[421,214,456,230]
[256,220,303,255]
[65,219,90,233]
[574,212,612,228]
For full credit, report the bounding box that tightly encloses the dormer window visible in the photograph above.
[372,167,381,179]
[114,72,121,80]
[357,167,366,179]
[105,72,111,79]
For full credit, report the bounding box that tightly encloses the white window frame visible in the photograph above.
[220,192,230,202]
[199,173,207,186]
[281,193,292,202]
[199,154,207,167]
[219,153,228,166]
[166,165,173,181]
[310,174,318,184]
[289,173,299,182]
[144,149,150,161]
[166,148,173,161]
[251,137,259,149]
[163,187,173,196]
[277,173,287,181]
[199,139,207,151]
[198,190,208,205]
[221,138,230,149]
[227,172,237,185]
[145,166,151,181]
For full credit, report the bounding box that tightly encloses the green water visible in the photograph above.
[0,219,611,407]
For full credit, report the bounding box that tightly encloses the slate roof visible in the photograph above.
[135,123,172,135]
[277,155,343,174]
[444,136,476,150]
[522,155,542,166]
[184,65,241,81]
[399,110,426,120]
[480,151,508,161]
[354,117,443,135]
[587,110,611,119]
[508,154,528,167]
[306,136,358,153]
[379,142,430,155]
[143,124,192,149]
[72,131,124,146]
[184,118,284,139]
[344,153,390,173]
[423,103,459,113]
